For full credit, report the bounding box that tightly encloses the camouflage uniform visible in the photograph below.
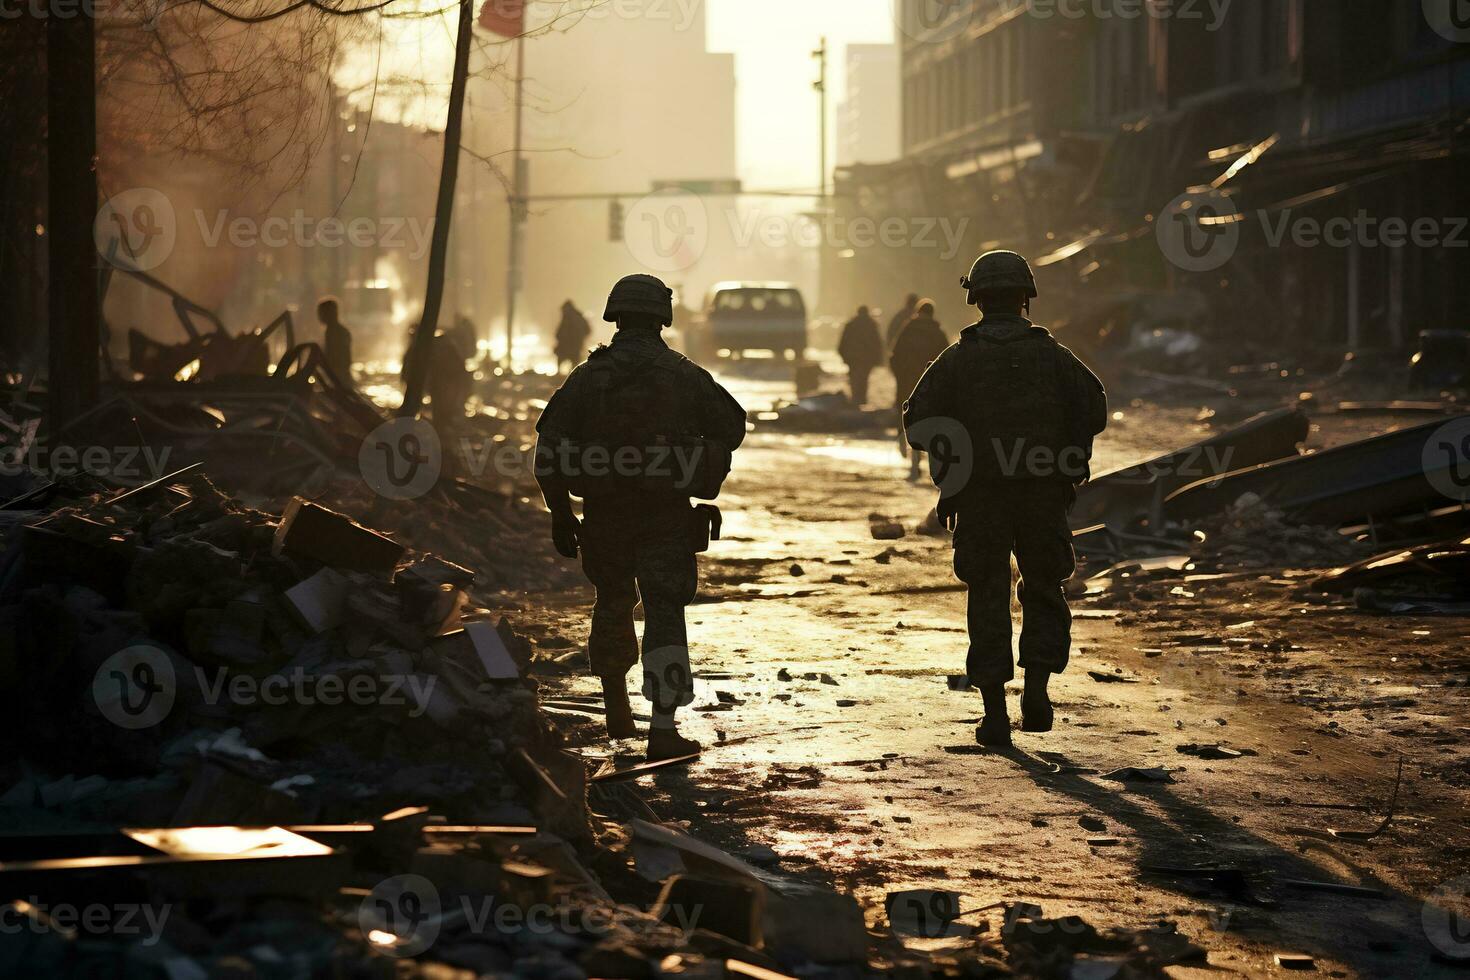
[535,328,746,706]
[904,314,1107,686]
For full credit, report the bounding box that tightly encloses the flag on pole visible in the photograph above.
[477,0,524,37]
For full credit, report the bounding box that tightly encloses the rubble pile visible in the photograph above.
[309,474,582,597]
[1182,493,1375,571]
[0,469,579,833]
[1315,533,1470,615]
[0,468,1234,976]
[999,908,1206,978]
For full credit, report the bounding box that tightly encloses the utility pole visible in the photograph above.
[503,33,526,370]
[399,0,473,417]
[46,9,99,429]
[812,36,828,199]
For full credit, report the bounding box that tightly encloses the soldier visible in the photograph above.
[904,251,1107,747]
[890,300,948,480]
[535,274,747,760]
[885,292,919,349]
[837,305,883,407]
[554,300,592,374]
[317,297,353,386]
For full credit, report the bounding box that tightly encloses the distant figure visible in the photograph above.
[450,314,479,362]
[402,324,472,425]
[317,297,353,385]
[837,305,884,407]
[554,300,592,373]
[905,250,1108,747]
[890,300,948,479]
[885,292,919,349]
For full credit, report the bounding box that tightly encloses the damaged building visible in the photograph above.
[825,0,1470,374]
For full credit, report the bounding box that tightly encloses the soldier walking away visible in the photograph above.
[317,297,354,386]
[535,274,747,760]
[554,300,592,374]
[885,292,919,350]
[837,305,884,407]
[904,251,1107,747]
[890,300,948,480]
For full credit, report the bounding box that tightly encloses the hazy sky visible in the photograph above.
[339,0,899,190]
[706,0,896,190]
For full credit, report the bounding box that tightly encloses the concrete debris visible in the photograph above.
[1275,952,1317,970]
[1281,878,1386,899]
[1072,407,1310,532]
[655,874,762,945]
[273,496,406,573]
[869,516,907,540]
[284,567,349,633]
[1001,905,1206,977]
[1185,496,1374,571]
[1087,669,1139,684]
[1176,743,1255,760]
[1166,414,1470,527]
[1101,766,1176,784]
[1315,534,1470,614]
[0,467,573,837]
[885,888,963,938]
[751,393,888,433]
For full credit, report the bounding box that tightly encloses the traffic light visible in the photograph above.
[608,199,624,242]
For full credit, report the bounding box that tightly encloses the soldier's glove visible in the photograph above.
[936,497,960,533]
[551,514,581,559]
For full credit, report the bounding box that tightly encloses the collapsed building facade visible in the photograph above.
[823,0,1470,370]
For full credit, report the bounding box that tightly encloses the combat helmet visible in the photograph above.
[603,274,674,326]
[960,250,1038,304]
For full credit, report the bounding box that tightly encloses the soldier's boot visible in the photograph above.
[647,723,701,761]
[1021,671,1054,733]
[602,676,637,740]
[975,684,1012,747]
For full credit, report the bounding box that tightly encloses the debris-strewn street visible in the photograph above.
[10,0,1470,976]
[518,365,1470,979]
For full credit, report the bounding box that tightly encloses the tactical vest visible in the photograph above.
[955,329,1072,483]
[569,347,730,500]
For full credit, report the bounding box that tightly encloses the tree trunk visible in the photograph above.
[46,10,99,429]
[399,0,474,418]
